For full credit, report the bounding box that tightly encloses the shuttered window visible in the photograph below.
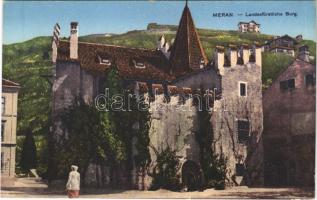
[237,120,250,143]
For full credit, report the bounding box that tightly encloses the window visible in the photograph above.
[237,120,250,143]
[96,52,112,66]
[1,121,4,142]
[133,59,145,68]
[282,39,290,47]
[99,58,111,66]
[280,79,295,91]
[305,74,315,87]
[236,163,245,176]
[239,82,247,96]
[1,97,5,115]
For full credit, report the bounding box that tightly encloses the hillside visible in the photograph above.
[3,25,316,137]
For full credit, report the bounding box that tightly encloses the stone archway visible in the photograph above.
[181,160,202,191]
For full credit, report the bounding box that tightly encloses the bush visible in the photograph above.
[262,52,294,89]
[150,147,181,191]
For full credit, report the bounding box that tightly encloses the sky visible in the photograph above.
[3,1,316,44]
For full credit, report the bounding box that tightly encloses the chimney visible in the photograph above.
[242,44,250,64]
[157,35,165,50]
[228,45,237,67]
[52,23,60,63]
[298,45,310,62]
[162,42,170,59]
[215,46,225,75]
[70,22,78,59]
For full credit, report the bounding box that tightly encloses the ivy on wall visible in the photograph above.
[51,67,151,187]
[196,89,228,190]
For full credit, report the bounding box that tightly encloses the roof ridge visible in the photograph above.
[59,40,158,52]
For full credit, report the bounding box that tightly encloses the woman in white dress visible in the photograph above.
[66,165,80,198]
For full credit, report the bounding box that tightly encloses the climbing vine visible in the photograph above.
[56,102,126,186]
[196,88,228,190]
[53,67,151,187]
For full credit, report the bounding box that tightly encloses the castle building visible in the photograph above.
[51,3,263,189]
[238,21,260,33]
[263,47,315,186]
[1,79,20,186]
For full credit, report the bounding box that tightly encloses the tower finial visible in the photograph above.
[185,0,188,6]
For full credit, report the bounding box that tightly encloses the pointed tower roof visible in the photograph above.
[169,3,208,76]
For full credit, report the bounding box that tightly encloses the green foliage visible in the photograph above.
[56,103,126,180]
[196,91,228,190]
[20,129,37,172]
[52,67,151,185]
[133,106,151,169]
[150,147,181,191]
[15,136,24,176]
[3,36,52,136]
[202,154,228,190]
[34,135,49,179]
[262,52,294,90]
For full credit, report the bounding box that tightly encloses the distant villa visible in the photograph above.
[238,20,260,33]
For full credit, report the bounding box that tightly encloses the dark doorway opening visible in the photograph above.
[181,160,202,191]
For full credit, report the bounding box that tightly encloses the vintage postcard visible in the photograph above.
[1,0,316,199]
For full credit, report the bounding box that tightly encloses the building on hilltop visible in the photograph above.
[51,3,263,189]
[1,79,20,186]
[238,21,260,33]
[263,34,298,57]
[263,46,315,187]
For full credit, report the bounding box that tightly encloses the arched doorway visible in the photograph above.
[181,160,202,191]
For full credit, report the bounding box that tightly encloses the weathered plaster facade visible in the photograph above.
[263,59,315,186]
[1,79,20,186]
[211,46,263,186]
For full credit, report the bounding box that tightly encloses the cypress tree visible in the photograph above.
[20,128,37,172]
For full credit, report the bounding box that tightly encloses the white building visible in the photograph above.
[238,21,260,33]
[1,79,20,186]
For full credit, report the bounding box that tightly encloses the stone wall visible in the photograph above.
[53,61,96,140]
[173,68,221,90]
[211,62,263,186]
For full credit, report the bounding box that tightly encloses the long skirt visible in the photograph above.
[67,190,80,198]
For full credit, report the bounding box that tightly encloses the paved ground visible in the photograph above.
[1,178,314,198]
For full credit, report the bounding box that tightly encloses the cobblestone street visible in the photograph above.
[1,178,314,198]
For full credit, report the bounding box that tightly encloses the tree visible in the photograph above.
[20,128,37,173]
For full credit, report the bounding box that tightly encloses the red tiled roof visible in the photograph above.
[57,41,175,81]
[57,4,210,81]
[2,79,20,88]
[169,4,208,77]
